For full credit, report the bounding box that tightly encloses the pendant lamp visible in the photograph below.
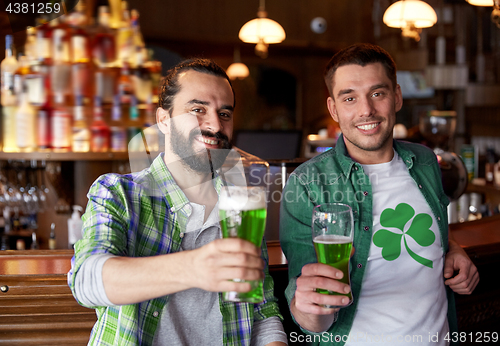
[239,0,286,58]
[383,0,437,41]
[226,47,250,80]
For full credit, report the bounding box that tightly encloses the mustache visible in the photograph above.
[193,129,232,149]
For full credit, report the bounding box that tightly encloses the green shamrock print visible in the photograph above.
[373,203,435,268]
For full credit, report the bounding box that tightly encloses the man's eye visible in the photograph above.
[344,97,354,102]
[220,112,232,118]
[372,92,383,97]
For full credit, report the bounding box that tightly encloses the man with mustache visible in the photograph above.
[68,58,287,346]
[280,44,478,345]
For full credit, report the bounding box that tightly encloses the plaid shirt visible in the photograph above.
[68,153,282,346]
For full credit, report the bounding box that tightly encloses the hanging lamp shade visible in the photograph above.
[383,0,437,29]
[239,17,286,44]
[227,63,250,80]
[465,0,493,5]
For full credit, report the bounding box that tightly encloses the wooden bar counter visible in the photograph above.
[1,215,499,344]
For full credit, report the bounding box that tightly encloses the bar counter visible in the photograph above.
[1,215,499,345]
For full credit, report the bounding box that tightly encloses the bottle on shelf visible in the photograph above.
[1,34,18,107]
[51,17,72,107]
[110,94,127,152]
[90,96,110,152]
[2,35,19,152]
[37,77,52,150]
[116,1,134,66]
[72,95,91,152]
[92,6,117,67]
[117,61,134,104]
[132,48,152,103]
[15,84,37,152]
[35,16,53,66]
[143,96,159,152]
[127,94,141,151]
[49,223,57,250]
[130,9,146,67]
[68,1,92,101]
[51,92,73,151]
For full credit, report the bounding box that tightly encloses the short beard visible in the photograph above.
[170,121,232,174]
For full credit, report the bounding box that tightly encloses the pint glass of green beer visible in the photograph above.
[312,203,354,308]
[219,186,267,303]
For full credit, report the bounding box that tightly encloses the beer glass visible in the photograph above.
[312,203,354,308]
[219,185,267,303]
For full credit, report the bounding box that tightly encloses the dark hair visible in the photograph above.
[158,58,235,112]
[324,43,397,98]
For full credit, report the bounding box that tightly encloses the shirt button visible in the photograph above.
[354,166,358,171]
[357,263,362,269]
[363,191,368,196]
[153,311,159,317]
[170,207,175,213]
[180,232,184,238]
[364,226,369,231]
[437,217,441,221]
[418,185,422,189]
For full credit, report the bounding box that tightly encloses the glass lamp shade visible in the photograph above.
[466,0,493,5]
[226,62,250,80]
[239,17,286,44]
[383,0,437,28]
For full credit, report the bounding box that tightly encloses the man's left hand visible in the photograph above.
[444,239,479,295]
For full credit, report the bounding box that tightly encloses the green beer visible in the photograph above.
[313,234,353,301]
[219,186,267,303]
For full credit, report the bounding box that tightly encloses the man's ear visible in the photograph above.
[156,107,170,134]
[327,97,339,123]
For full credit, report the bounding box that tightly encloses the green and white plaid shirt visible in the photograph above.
[68,153,282,346]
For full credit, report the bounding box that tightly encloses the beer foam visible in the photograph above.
[219,186,266,211]
[313,235,352,244]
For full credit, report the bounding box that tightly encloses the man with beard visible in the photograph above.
[68,59,287,346]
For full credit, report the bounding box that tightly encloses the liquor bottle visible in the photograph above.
[51,93,72,151]
[13,55,30,96]
[24,27,37,62]
[130,9,145,67]
[51,17,72,106]
[92,6,117,67]
[116,1,133,66]
[1,34,18,106]
[145,49,162,101]
[72,96,90,152]
[48,223,57,250]
[15,85,37,152]
[110,95,127,152]
[68,1,92,101]
[35,17,53,66]
[143,97,159,152]
[37,78,52,150]
[132,48,152,103]
[117,61,134,104]
[127,94,141,151]
[90,96,110,152]
[68,0,90,63]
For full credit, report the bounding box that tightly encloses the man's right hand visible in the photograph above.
[291,263,351,333]
[189,238,265,293]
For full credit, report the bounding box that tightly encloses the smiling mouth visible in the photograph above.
[198,136,219,146]
[356,123,379,130]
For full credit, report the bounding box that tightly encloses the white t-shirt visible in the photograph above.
[346,151,449,345]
